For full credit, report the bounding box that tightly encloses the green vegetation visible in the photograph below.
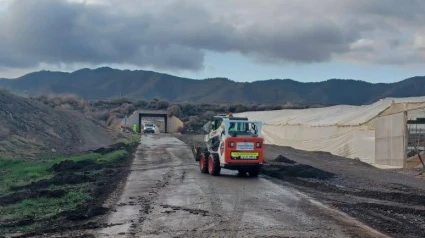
[0,151,127,193]
[1,192,90,221]
[118,134,140,146]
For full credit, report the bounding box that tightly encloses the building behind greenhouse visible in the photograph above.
[236,96,425,169]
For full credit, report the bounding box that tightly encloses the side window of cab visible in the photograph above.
[214,119,223,130]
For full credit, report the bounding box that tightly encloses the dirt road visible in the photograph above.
[95,134,387,238]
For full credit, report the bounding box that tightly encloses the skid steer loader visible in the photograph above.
[192,113,264,177]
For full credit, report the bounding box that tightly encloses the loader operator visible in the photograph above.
[229,122,237,133]
[219,121,237,135]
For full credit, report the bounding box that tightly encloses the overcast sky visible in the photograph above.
[0,0,424,82]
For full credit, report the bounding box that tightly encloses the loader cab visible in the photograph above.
[204,115,248,132]
[211,115,248,131]
[204,115,249,145]
[223,119,262,137]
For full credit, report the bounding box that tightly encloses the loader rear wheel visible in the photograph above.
[199,153,208,174]
[208,154,221,176]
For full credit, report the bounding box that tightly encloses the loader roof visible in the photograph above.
[213,115,248,120]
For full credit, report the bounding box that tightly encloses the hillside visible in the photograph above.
[0,90,117,158]
[1,67,425,105]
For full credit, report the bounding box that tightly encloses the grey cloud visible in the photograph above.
[0,0,205,70]
[0,0,424,71]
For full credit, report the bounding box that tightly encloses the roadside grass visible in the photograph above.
[1,191,90,221]
[0,153,103,193]
[97,150,128,164]
[118,134,140,146]
[0,138,139,234]
[0,149,131,192]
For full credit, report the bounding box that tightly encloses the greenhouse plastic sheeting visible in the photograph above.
[235,96,425,167]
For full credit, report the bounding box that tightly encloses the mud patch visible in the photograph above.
[160,204,211,217]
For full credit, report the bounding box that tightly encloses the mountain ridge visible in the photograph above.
[0,67,424,105]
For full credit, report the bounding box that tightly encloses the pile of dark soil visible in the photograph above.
[0,91,116,158]
[49,160,101,172]
[262,163,335,180]
[26,172,94,189]
[93,142,127,154]
[0,189,66,205]
[274,155,296,164]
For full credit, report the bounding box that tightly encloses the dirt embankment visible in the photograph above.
[0,140,139,237]
[0,91,118,158]
[178,134,425,238]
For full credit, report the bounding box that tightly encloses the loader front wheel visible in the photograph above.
[199,153,208,174]
[208,154,221,176]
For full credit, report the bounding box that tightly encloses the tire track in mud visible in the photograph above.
[126,155,176,237]
[125,138,192,237]
[182,174,246,237]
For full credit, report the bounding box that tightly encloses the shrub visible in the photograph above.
[157,100,169,110]
[134,100,147,108]
[202,111,216,120]
[167,105,182,117]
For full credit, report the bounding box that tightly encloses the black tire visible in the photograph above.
[199,153,209,174]
[208,154,221,176]
[248,168,260,177]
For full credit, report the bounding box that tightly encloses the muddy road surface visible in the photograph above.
[92,134,386,238]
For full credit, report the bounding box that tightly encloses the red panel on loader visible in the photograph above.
[223,137,264,165]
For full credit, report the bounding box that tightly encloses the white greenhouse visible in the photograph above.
[236,96,425,169]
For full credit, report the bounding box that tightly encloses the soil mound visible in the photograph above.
[274,155,296,164]
[25,172,94,189]
[280,164,335,179]
[50,159,100,172]
[0,189,66,205]
[0,91,115,158]
[263,164,335,180]
[93,142,127,154]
